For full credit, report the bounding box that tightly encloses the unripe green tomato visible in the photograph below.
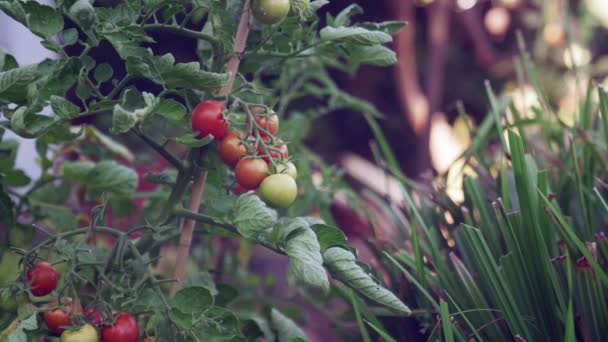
[274,161,297,180]
[289,0,310,15]
[259,174,297,208]
[252,0,290,25]
[60,324,98,342]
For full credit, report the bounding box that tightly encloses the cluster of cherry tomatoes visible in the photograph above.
[191,100,298,208]
[25,262,149,342]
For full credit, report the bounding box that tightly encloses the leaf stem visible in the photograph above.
[106,75,133,100]
[132,129,185,172]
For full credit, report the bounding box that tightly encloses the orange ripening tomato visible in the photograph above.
[235,158,269,189]
[218,131,248,167]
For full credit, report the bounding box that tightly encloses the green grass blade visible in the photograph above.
[539,191,608,287]
[364,320,398,342]
[349,289,372,342]
[598,87,608,150]
[383,252,440,311]
[440,300,455,342]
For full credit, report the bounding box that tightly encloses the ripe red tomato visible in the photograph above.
[60,323,98,342]
[259,174,298,208]
[219,131,247,167]
[257,138,288,161]
[191,100,228,139]
[252,0,290,24]
[235,158,269,189]
[26,261,59,296]
[249,106,279,137]
[43,298,82,334]
[100,312,139,342]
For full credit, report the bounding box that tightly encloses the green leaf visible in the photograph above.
[154,99,186,122]
[154,54,230,91]
[0,139,18,172]
[0,65,39,103]
[0,1,27,25]
[59,28,79,46]
[282,219,330,292]
[60,160,138,196]
[310,224,348,251]
[50,95,80,119]
[171,286,213,314]
[3,169,30,187]
[111,104,138,134]
[192,306,245,341]
[323,247,410,314]
[59,160,96,179]
[84,126,134,161]
[214,284,238,307]
[360,21,407,35]
[0,48,18,72]
[345,44,397,66]
[94,63,113,83]
[86,161,138,196]
[36,203,77,232]
[320,26,392,45]
[23,1,64,38]
[0,186,15,228]
[125,55,163,83]
[171,132,214,147]
[233,194,277,240]
[270,308,308,342]
[333,4,363,27]
[10,107,59,138]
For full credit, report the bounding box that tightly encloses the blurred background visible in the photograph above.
[3,0,607,184]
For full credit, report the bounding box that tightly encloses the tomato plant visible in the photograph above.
[100,313,139,342]
[60,324,98,342]
[26,262,58,296]
[0,1,407,341]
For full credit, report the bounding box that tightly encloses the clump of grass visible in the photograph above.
[362,49,608,341]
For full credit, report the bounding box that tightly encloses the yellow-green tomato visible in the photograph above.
[274,161,297,180]
[252,0,290,25]
[289,0,310,15]
[259,174,297,208]
[60,324,98,342]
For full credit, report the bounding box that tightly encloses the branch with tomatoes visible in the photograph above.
[0,0,410,340]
